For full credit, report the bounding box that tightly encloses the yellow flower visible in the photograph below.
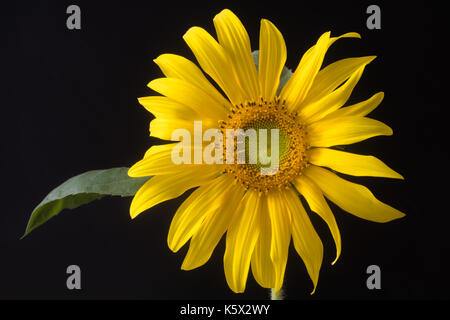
[128,9,405,294]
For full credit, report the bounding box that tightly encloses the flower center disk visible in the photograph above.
[220,99,309,192]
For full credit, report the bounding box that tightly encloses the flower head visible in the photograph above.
[129,9,404,294]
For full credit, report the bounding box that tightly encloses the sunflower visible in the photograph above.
[128,9,405,294]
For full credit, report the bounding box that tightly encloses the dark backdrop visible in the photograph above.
[2,0,446,300]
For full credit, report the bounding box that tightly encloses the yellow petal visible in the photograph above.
[281,32,361,112]
[328,32,361,46]
[138,96,201,120]
[280,32,330,111]
[224,189,261,293]
[182,179,245,270]
[292,33,361,72]
[149,118,217,141]
[301,56,376,107]
[293,174,341,265]
[251,194,276,288]
[322,92,384,120]
[298,33,361,61]
[282,187,323,294]
[143,143,176,159]
[128,143,181,177]
[148,78,227,120]
[267,190,291,293]
[153,54,232,110]
[258,19,287,102]
[129,143,208,177]
[308,148,404,179]
[183,26,246,105]
[305,165,405,222]
[129,165,220,219]
[213,9,260,101]
[299,65,366,124]
[307,116,393,147]
[167,174,231,252]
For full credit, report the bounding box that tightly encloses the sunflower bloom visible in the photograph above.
[129,9,405,294]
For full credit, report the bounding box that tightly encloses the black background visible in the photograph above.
[2,0,447,302]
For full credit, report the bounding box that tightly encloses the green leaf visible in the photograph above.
[22,167,151,239]
[251,50,293,95]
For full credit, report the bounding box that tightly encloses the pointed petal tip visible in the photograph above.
[180,259,197,271]
[153,53,169,61]
[168,240,180,254]
[377,210,406,223]
[213,8,230,22]
[167,232,188,254]
[127,166,137,177]
[228,283,244,294]
[375,121,393,136]
[182,26,201,40]
[146,79,157,90]
[137,97,148,106]
[331,252,340,266]
[394,172,405,180]
[152,53,172,66]
[390,210,406,221]
[129,208,139,220]
[260,18,274,26]
[367,55,377,63]
[387,126,394,135]
[180,264,192,271]
[346,32,361,39]
[128,165,147,178]
[129,198,147,220]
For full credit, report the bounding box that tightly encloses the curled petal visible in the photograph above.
[299,66,366,123]
[304,165,405,222]
[293,174,341,265]
[322,92,384,120]
[301,56,376,107]
[283,187,323,294]
[280,32,330,111]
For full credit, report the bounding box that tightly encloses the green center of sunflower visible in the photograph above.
[220,99,309,192]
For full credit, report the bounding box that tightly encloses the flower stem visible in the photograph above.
[270,287,285,300]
